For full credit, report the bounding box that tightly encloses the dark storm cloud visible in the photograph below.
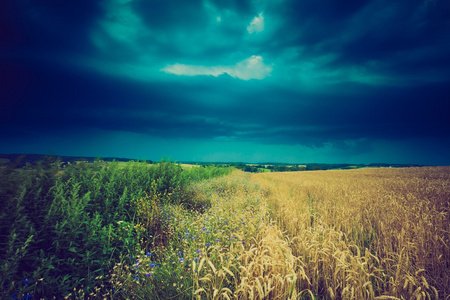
[132,0,208,31]
[214,81,450,146]
[263,0,450,86]
[0,57,244,139]
[1,0,450,164]
[2,53,449,146]
[1,0,101,55]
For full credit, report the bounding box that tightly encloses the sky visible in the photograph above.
[1,0,450,165]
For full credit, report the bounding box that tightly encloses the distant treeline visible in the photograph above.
[0,153,151,167]
[0,154,423,172]
[226,162,423,173]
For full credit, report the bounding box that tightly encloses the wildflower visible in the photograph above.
[178,251,183,256]
[206,243,210,247]
[22,295,32,299]
[146,252,152,257]
[135,277,139,281]
[150,263,155,268]
[10,295,17,299]
[146,273,152,277]
[22,279,30,285]
[216,239,220,242]
[180,258,184,263]
[194,257,199,263]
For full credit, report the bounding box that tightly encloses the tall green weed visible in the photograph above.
[0,157,232,298]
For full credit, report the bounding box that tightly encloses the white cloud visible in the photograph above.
[247,13,264,34]
[161,55,272,80]
[232,55,272,80]
[161,64,229,77]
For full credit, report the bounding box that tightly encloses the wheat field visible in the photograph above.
[250,167,450,299]
[108,167,449,299]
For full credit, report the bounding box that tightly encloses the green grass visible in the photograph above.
[0,158,232,299]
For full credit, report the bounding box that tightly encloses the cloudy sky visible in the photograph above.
[1,0,450,164]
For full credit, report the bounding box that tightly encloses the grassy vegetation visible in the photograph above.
[0,158,232,299]
[1,160,448,299]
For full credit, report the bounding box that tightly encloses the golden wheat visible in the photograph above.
[252,167,450,299]
[191,172,313,299]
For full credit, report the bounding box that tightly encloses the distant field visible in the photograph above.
[179,163,201,168]
[252,167,450,299]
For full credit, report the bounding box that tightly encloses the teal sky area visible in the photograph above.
[1,0,450,164]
